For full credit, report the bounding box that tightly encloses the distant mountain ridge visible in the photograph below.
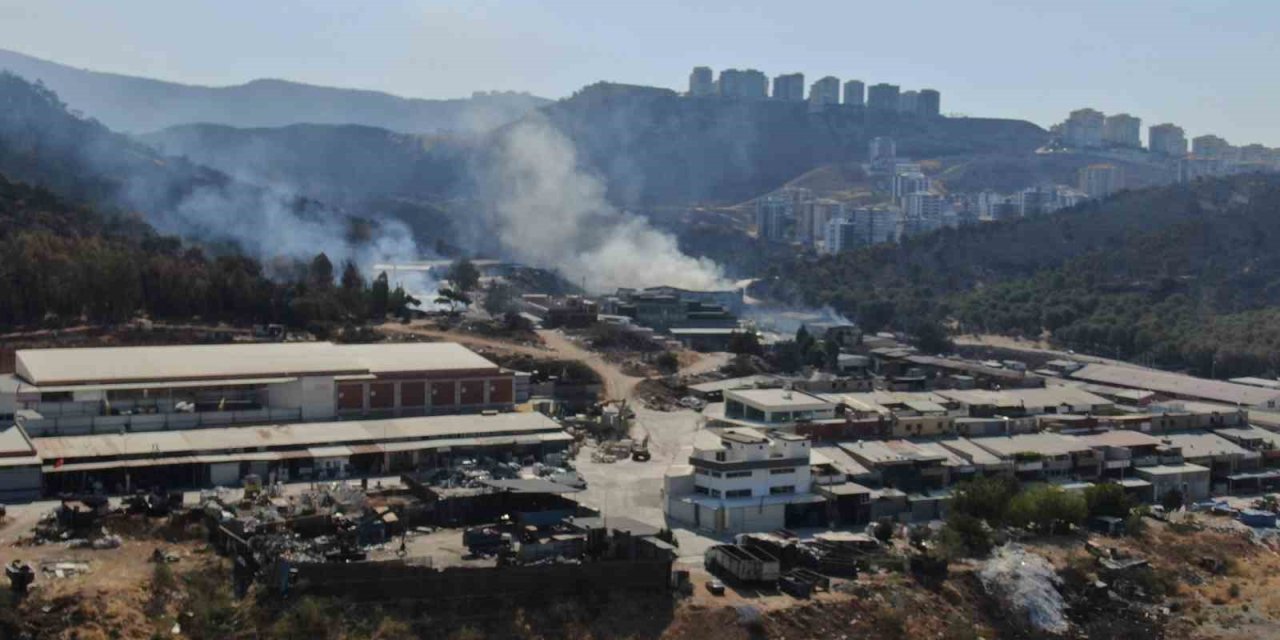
[0,48,550,134]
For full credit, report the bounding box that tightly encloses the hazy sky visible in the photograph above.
[1,0,1276,145]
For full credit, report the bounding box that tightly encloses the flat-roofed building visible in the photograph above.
[664,428,822,533]
[32,411,570,494]
[1135,463,1210,503]
[8,342,516,436]
[719,389,837,430]
[0,425,41,501]
[937,387,1114,416]
[1161,431,1260,483]
[970,433,1101,480]
[1075,429,1166,479]
[1070,363,1280,409]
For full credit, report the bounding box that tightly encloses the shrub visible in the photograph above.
[1007,484,1087,534]
[873,518,896,543]
[950,475,1020,525]
[1161,488,1185,512]
[655,351,680,375]
[1084,483,1134,519]
[939,513,994,558]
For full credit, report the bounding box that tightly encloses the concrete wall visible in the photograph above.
[0,465,42,502]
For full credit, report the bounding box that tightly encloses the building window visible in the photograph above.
[725,471,752,478]
[695,468,709,476]
[694,485,709,495]
[726,489,751,498]
[770,485,795,495]
[770,467,795,475]
[715,451,727,462]
[709,489,722,498]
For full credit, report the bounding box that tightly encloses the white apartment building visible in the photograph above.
[1103,113,1142,148]
[869,136,896,166]
[843,79,865,106]
[1149,123,1187,157]
[1062,108,1105,148]
[809,76,840,109]
[664,428,818,533]
[1079,164,1125,198]
[688,66,714,97]
[892,171,931,203]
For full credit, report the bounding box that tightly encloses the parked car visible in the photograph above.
[705,579,725,596]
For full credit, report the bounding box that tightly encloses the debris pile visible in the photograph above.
[979,545,1070,635]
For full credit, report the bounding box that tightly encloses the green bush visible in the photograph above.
[1084,483,1134,519]
[1007,484,1087,534]
[938,513,993,559]
[950,475,1020,525]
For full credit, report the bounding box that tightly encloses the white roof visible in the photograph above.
[725,388,834,410]
[14,341,499,387]
[1162,431,1252,459]
[1075,430,1162,449]
[936,437,1007,467]
[969,433,1091,458]
[337,342,499,374]
[1071,363,1280,407]
[16,342,361,386]
[936,387,1111,409]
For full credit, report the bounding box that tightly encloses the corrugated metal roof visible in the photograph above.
[1071,363,1280,407]
[33,412,564,461]
[30,377,297,393]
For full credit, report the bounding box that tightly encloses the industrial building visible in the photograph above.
[1069,363,1280,409]
[0,341,568,500]
[5,342,518,437]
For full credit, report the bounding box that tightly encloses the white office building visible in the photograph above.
[664,428,819,533]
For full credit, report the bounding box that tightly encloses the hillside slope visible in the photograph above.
[139,123,468,204]
[537,83,1048,206]
[0,48,548,134]
[0,72,426,262]
[756,173,1280,377]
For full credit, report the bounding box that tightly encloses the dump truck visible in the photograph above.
[706,544,780,583]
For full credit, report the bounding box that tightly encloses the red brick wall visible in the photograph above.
[488,379,513,404]
[460,381,484,405]
[369,382,395,409]
[400,382,426,407]
[337,384,365,411]
[431,382,457,406]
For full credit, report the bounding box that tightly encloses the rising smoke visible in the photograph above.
[477,116,728,292]
[122,173,436,295]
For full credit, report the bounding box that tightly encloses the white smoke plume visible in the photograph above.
[480,116,727,292]
[134,179,436,295]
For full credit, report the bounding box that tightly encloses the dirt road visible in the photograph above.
[535,329,642,402]
[378,321,550,358]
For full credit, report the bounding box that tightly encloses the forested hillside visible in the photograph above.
[0,174,412,332]
[755,174,1280,377]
